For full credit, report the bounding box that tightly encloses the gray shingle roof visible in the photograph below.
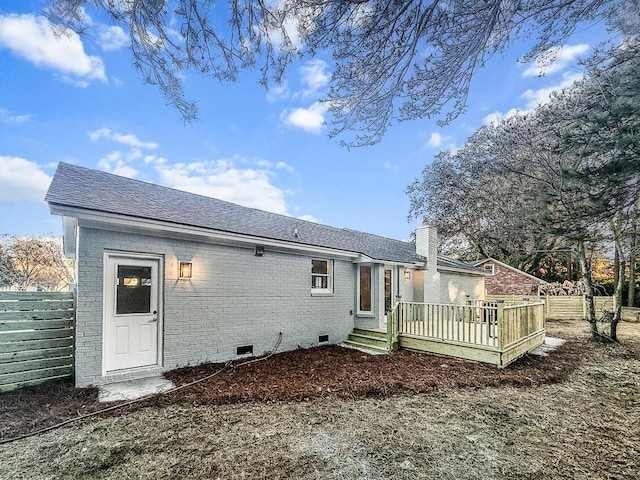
[45,162,481,273]
[438,256,489,273]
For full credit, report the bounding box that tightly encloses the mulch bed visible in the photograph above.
[0,338,586,441]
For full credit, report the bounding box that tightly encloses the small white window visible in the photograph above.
[484,264,495,275]
[312,259,333,293]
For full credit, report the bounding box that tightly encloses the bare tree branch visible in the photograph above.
[46,0,618,146]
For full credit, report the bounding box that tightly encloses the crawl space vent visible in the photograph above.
[318,335,329,343]
[237,345,253,355]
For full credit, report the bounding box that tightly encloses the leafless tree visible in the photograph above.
[0,236,74,291]
[47,0,619,146]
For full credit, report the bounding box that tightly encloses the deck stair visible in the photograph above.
[342,328,389,353]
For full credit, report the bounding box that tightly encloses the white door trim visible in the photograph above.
[102,251,164,375]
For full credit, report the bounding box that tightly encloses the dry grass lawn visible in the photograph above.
[0,319,639,479]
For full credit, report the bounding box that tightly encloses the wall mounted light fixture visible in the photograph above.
[404,270,411,280]
[254,245,265,257]
[179,261,192,279]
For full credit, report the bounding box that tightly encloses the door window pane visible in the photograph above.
[384,269,392,312]
[116,265,152,314]
[359,265,372,312]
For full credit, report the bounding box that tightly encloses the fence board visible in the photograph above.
[0,318,74,332]
[0,327,74,343]
[0,366,74,392]
[0,291,74,300]
[0,310,75,322]
[0,346,73,364]
[0,356,73,375]
[622,307,640,322]
[0,299,74,312]
[0,292,75,391]
[0,337,73,354]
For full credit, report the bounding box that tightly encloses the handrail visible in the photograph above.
[399,300,497,309]
[503,301,545,309]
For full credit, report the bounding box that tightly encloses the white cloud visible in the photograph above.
[97,151,141,178]
[89,127,158,149]
[300,59,330,96]
[97,25,128,51]
[298,214,319,223]
[266,82,289,102]
[275,161,295,173]
[0,108,33,124]
[254,159,273,168]
[426,132,458,152]
[0,156,51,203]
[154,159,290,215]
[482,108,523,125]
[0,14,106,83]
[427,132,443,148]
[523,44,589,77]
[383,162,399,171]
[91,128,159,178]
[484,72,584,124]
[521,72,584,109]
[282,101,328,133]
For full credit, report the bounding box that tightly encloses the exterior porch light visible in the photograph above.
[179,261,192,279]
[404,270,411,280]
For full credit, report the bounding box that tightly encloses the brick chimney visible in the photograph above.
[416,223,441,303]
[416,223,438,271]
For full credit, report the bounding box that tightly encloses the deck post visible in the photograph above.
[386,308,392,352]
[496,300,505,351]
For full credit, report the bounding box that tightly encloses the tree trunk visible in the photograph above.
[611,240,624,342]
[614,247,620,293]
[577,240,598,339]
[629,230,637,307]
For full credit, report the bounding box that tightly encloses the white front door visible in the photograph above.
[104,254,161,373]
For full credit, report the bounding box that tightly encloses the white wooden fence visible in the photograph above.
[487,294,640,321]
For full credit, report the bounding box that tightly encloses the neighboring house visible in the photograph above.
[471,258,546,296]
[46,163,485,387]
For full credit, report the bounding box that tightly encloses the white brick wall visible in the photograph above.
[439,271,485,304]
[75,227,356,386]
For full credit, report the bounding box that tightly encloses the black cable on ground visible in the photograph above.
[0,332,283,446]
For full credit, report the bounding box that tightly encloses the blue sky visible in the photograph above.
[0,1,610,241]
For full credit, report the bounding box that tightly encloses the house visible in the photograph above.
[46,163,485,387]
[471,258,546,296]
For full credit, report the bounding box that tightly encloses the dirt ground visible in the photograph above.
[1,319,639,479]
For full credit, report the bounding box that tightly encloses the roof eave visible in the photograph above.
[50,203,420,264]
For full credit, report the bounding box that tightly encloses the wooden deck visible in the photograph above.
[382,300,546,368]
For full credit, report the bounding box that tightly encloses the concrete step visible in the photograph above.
[347,333,388,349]
[341,340,388,354]
[352,328,387,340]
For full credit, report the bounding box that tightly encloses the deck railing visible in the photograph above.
[387,300,545,352]
[500,302,545,348]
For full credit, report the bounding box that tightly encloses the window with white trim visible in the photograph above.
[311,259,333,293]
[484,264,495,275]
